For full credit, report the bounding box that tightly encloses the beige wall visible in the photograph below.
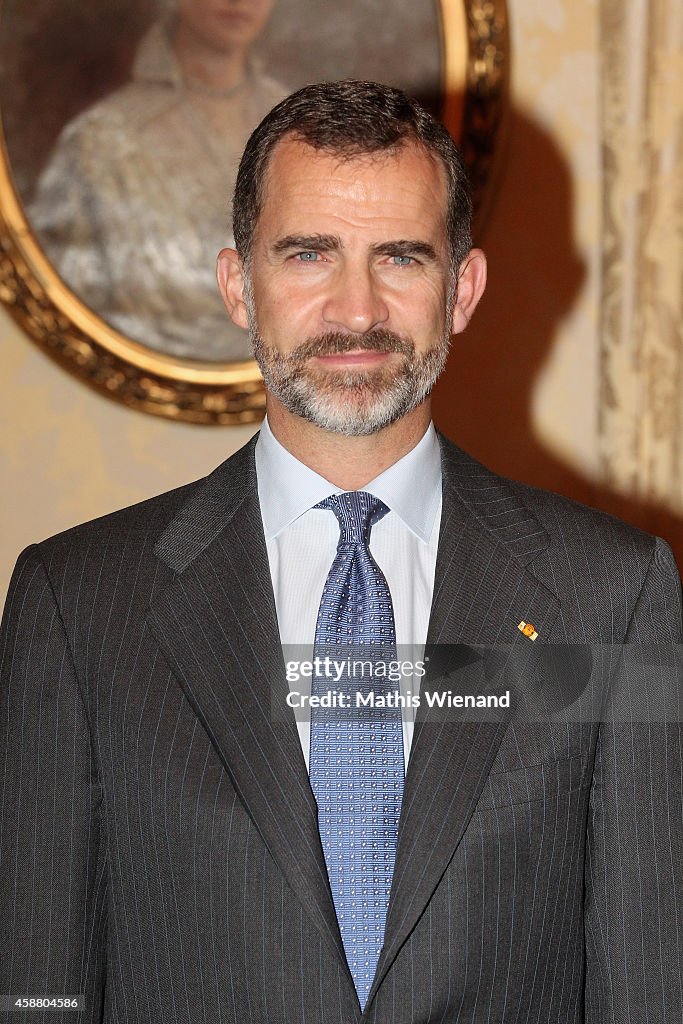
[5,0,679,600]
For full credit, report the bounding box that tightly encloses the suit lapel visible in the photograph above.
[368,435,561,1005]
[146,437,351,978]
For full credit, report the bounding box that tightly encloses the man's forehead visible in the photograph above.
[258,135,449,224]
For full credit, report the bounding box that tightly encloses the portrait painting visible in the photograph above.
[0,0,508,421]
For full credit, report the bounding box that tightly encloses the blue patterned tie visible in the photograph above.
[309,491,404,1008]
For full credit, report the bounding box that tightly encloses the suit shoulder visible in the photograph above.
[2,479,197,619]
[505,479,682,601]
[506,476,657,554]
[27,435,258,586]
[33,477,203,568]
[438,432,666,567]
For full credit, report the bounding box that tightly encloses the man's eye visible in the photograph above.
[391,255,414,266]
[295,251,319,262]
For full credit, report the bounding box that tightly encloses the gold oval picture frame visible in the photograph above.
[0,0,508,424]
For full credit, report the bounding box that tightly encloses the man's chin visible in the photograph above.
[298,406,402,437]
[255,339,448,434]
[280,379,420,436]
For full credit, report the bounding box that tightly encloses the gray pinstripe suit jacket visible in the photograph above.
[1,433,682,1023]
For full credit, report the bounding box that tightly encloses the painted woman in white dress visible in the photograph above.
[31,0,287,361]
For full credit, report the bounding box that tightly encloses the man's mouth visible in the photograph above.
[312,349,394,367]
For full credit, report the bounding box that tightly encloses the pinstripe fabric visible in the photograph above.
[1,433,681,1023]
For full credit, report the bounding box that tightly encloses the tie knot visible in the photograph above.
[316,491,389,545]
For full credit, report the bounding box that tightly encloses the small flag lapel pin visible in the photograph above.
[518,621,539,641]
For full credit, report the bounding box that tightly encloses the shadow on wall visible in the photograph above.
[433,104,683,572]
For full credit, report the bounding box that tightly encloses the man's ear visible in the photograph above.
[216,247,249,329]
[450,248,487,335]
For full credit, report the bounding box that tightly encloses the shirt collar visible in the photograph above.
[255,416,442,543]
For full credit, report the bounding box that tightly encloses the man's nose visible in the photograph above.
[321,264,390,333]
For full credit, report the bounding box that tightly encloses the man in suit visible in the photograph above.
[1,80,681,1023]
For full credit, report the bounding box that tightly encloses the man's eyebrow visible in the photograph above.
[271,233,342,254]
[371,240,439,261]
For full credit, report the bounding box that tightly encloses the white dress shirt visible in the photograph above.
[255,416,442,770]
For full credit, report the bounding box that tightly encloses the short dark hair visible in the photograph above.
[232,79,472,271]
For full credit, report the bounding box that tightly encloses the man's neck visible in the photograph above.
[265,399,433,490]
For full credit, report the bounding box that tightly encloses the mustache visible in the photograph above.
[285,330,415,364]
